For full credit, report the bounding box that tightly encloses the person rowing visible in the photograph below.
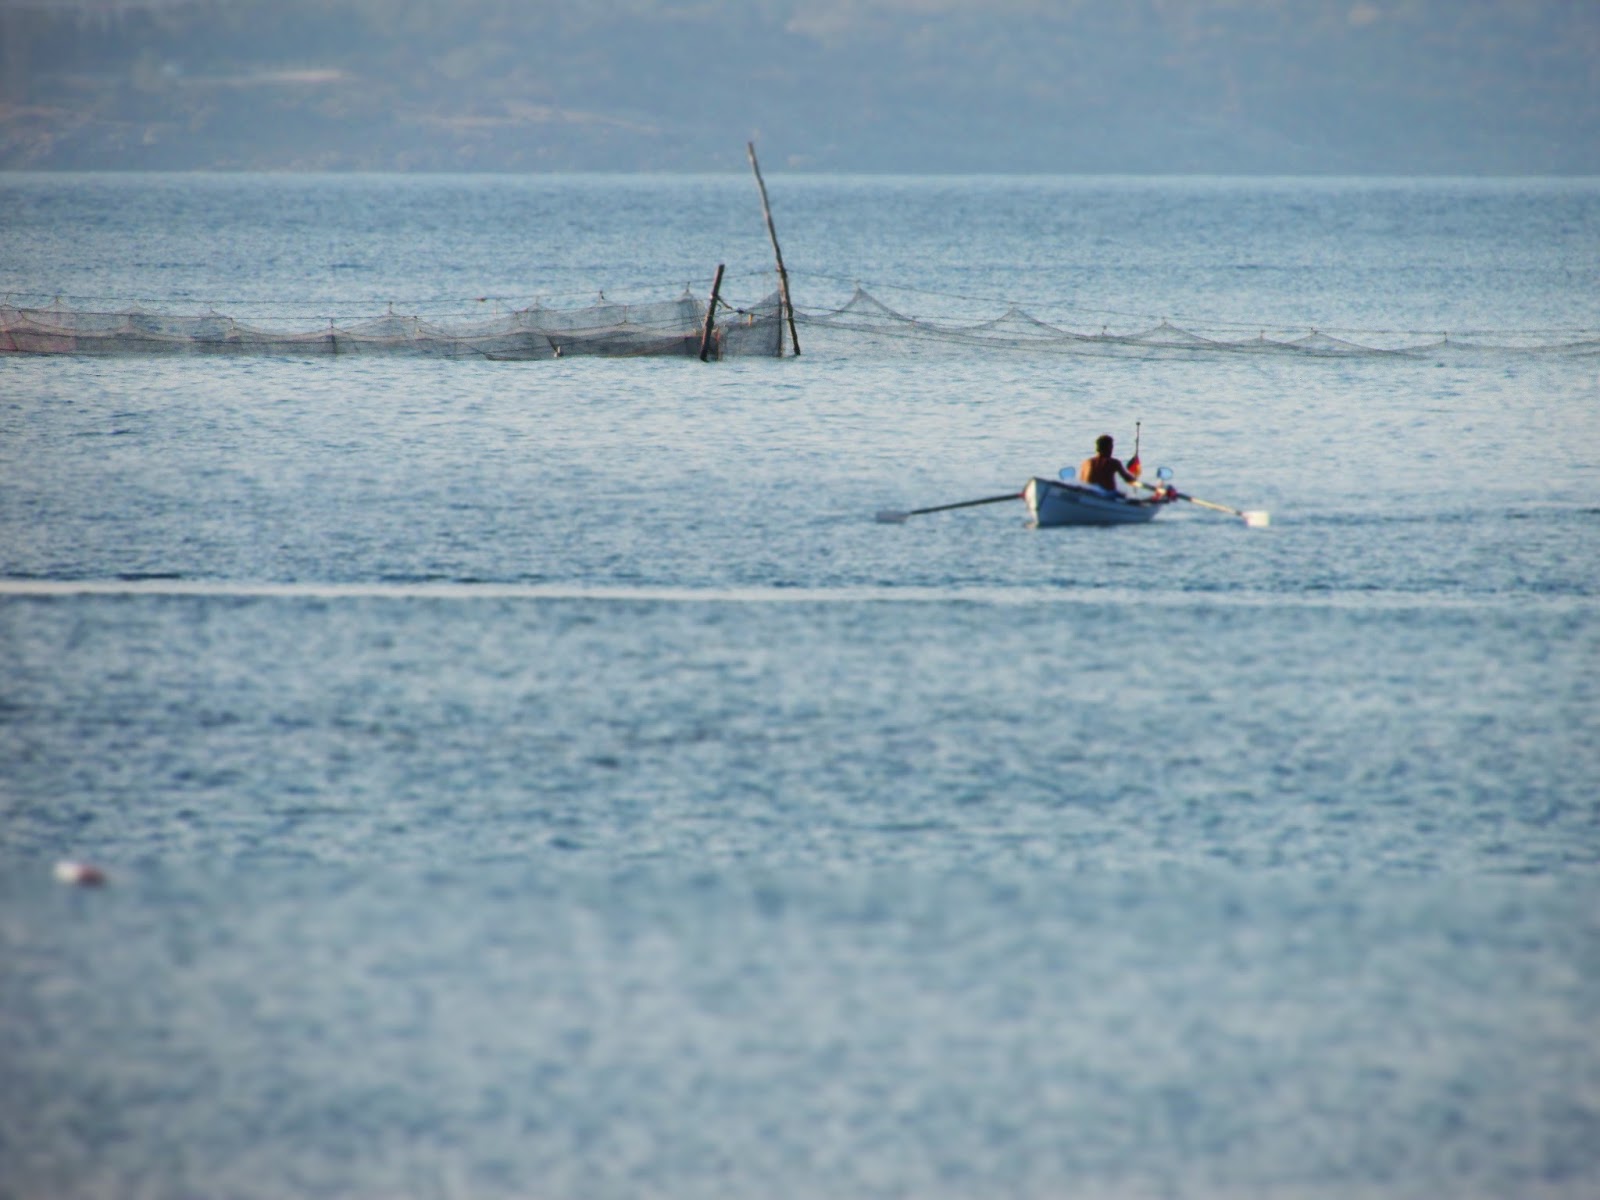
[1077,434,1137,495]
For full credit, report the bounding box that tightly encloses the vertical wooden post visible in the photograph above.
[747,141,800,357]
[699,263,725,362]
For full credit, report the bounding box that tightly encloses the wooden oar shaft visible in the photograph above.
[1176,493,1245,517]
[905,492,1021,516]
[1132,483,1267,524]
[1134,479,1241,516]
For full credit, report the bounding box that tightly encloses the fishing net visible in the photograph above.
[5,282,1595,360]
[790,284,1600,360]
[0,290,786,359]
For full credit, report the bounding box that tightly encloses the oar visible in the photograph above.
[1135,479,1270,527]
[876,491,1022,523]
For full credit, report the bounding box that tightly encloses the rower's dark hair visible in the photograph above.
[1096,434,1114,453]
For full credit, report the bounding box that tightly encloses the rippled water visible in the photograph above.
[2,174,1598,1199]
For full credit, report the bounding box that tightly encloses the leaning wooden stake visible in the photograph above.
[747,141,800,357]
[699,263,725,361]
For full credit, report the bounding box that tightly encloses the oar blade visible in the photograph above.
[1243,510,1271,528]
[875,510,910,524]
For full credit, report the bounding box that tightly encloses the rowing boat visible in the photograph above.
[1023,476,1165,527]
[878,466,1266,529]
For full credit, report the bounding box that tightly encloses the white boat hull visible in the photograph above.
[1024,477,1163,526]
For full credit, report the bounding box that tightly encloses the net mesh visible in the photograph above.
[791,284,1600,359]
[4,281,1595,360]
[0,290,785,359]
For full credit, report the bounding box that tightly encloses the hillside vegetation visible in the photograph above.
[2,0,1595,172]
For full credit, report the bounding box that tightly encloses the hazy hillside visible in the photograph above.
[2,0,1595,173]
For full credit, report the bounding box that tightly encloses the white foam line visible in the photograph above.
[0,578,1583,612]
[0,578,1065,604]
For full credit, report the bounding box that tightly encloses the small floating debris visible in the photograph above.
[53,860,108,887]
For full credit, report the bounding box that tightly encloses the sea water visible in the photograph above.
[1,174,1598,1199]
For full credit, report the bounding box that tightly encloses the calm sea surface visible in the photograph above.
[2,174,1599,1199]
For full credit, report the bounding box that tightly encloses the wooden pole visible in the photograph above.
[747,141,800,357]
[699,263,725,362]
